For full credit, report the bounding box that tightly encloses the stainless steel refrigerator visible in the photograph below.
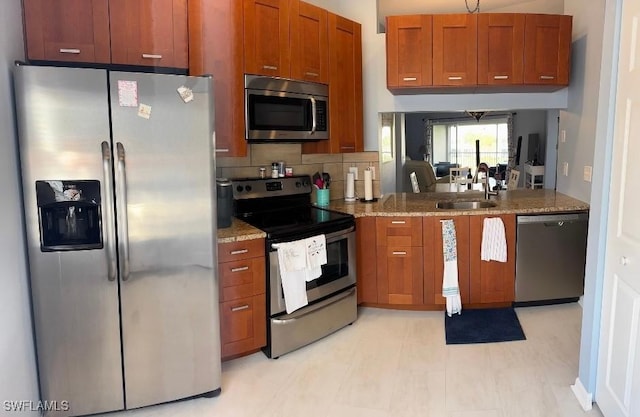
[14,64,221,417]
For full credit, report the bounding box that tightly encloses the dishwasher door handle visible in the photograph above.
[517,213,588,224]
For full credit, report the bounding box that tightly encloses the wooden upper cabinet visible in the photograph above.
[524,14,572,85]
[23,0,111,63]
[386,15,433,88]
[189,0,246,156]
[290,1,329,84]
[469,214,516,304]
[478,14,525,85]
[244,0,291,77]
[109,0,188,68]
[433,14,478,86]
[303,13,363,154]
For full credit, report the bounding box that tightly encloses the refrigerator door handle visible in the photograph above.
[101,141,117,282]
[116,142,131,282]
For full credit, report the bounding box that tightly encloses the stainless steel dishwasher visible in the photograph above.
[515,212,589,305]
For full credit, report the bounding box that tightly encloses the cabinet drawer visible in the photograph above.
[219,257,266,301]
[376,217,422,247]
[220,294,266,358]
[218,238,265,263]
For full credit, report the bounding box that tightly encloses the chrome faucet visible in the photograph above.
[474,163,498,200]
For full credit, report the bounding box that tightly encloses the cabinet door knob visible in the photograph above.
[448,76,463,81]
[493,75,509,80]
[230,249,249,255]
[540,75,555,80]
[231,266,250,273]
[263,65,278,71]
[59,48,80,54]
[305,72,319,77]
[391,221,406,225]
[142,54,163,59]
[231,304,250,312]
[392,251,407,256]
[402,77,417,81]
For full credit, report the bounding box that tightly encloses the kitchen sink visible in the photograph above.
[436,200,497,210]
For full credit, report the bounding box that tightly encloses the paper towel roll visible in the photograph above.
[345,172,356,201]
[364,168,373,201]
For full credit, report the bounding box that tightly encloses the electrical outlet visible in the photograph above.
[349,166,358,180]
[368,166,376,180]
[563,162,569,176]
[584,165,593,182]
[560,129,566,143]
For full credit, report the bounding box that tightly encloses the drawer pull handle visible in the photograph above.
[263,65,278,71]
[540,75,555,80]
[231,305,250,312]
[142,54,163,59]
[216,148,230,153]
[448,76,463,81]
[341,146,356,150]
[230,249,249,255]
[305,72,319,77]
[402,77,417,81]
[392,251,407,256]
[493,75,509,80]
[231,266,249,273]
[391,221,406,224]
[59,48,81,54]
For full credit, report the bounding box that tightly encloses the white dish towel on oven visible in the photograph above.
[481,217,508,262]
[441,219,462,317]
[277,235,327,314]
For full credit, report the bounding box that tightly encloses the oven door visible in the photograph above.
[269,228,356,316]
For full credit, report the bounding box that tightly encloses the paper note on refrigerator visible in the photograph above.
[117,80,138,107]
[137,103,152,119]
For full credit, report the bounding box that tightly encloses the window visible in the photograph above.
[432,119,508,169]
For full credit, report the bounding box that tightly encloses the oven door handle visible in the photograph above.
[270,225,355,250]
[272,287,356,323]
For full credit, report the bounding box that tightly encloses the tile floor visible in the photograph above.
[101,303,603,417]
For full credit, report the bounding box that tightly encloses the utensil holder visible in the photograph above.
[316,189,330,206]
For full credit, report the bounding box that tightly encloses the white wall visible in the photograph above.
[557,0,606,203]
[0,0,39,414]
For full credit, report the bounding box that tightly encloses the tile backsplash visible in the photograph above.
[216,144,381,201]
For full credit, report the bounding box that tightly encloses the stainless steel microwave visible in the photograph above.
[245,75,329,142]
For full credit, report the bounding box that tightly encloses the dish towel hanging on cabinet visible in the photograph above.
[441,219,462,317]
[481,217,508,262]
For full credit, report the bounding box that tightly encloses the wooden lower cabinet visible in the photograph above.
[424,216,470,306]
[356,217,377,304]
[220,295,266,358]
[469,214,516,304]
[218,238,267,359]
[375,217,423,305]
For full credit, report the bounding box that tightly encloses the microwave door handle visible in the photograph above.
[310,96,317,135]
[116,142,131,282]
[101,141,117,282]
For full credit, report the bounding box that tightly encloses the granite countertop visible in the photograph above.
[217,189,589,242]
[217,218,265,244]
[326,189,589,217]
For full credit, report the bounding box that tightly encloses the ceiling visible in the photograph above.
[377,0,565,31]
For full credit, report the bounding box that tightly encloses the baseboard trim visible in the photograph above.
[571,377,593,411]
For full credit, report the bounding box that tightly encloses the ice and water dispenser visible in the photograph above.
[35,180,103,251]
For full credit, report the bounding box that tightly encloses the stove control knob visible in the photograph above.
[295,181,302,188]
[236,185,244,192]
[245,185,252,192]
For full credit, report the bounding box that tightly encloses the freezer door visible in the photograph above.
[14,65,124,416]
[109,72,220,408]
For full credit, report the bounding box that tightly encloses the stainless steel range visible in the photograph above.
[232,175,357,358]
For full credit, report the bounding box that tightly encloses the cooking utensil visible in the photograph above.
[322,172,331,188]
